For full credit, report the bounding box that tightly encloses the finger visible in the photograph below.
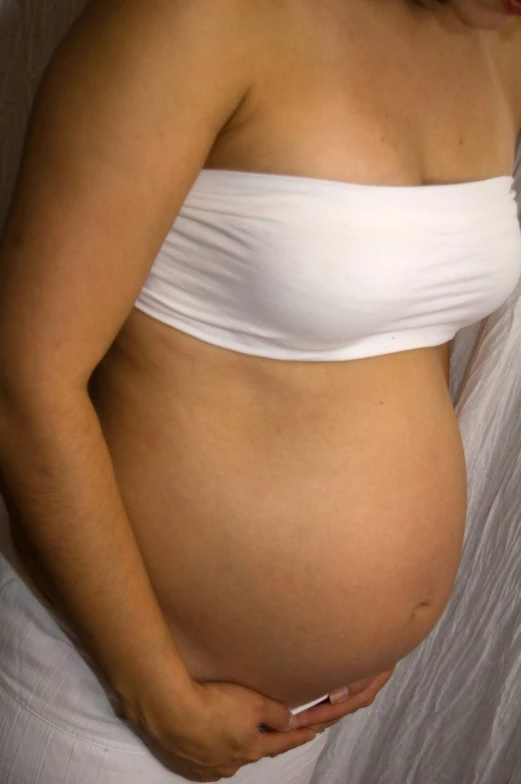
[309,720,339,732]
[295,671,391,728]
[360,667,394,695]
[259,699,299,732]
[336,675,378,698]
[258,728,317,758]
[333,666,395,701]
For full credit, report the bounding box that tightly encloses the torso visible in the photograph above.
[44,3,521,707]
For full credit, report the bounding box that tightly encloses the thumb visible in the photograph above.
[259,699,299,732]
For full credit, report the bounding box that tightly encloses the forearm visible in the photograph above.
[0,384,193,706]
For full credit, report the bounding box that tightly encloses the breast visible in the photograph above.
[134,170,521,362]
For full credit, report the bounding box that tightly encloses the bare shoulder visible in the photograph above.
[0,0,285,381]
[31,0,274,188]
[62,0,275,61]
[489,19,521,133]
[49,0,268,104]
[67,0,261,39]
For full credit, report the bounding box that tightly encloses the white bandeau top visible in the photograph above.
[134,169,521,361]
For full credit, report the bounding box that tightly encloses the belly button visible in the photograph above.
[411,600,432,620]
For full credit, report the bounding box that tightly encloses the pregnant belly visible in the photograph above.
[97,352,467,709]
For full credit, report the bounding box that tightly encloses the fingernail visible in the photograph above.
[288,715,299,730]
[329,686,351,704]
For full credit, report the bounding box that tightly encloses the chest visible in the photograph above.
[213,6,517,185]
[135,171,521,362]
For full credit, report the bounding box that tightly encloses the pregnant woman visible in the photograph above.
[1,0,521,781]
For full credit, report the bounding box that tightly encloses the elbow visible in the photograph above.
[0,349,88,411]
[0,364,49,422]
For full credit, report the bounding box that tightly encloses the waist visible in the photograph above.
[94,320,459,502]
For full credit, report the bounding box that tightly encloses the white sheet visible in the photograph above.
[1,4,521,781]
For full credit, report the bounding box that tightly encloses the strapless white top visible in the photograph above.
[134,169,521,361]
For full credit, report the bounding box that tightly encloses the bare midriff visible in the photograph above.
[86,309,466,709]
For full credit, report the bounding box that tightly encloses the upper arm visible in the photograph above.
[0,0,256,395]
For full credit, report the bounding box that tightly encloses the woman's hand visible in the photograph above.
[122,677,318,783]
[295,667,396,734]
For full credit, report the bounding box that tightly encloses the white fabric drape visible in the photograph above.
[1,3,521,781]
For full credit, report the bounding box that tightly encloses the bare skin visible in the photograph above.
[0,0,520,780]
[93,1,518,701]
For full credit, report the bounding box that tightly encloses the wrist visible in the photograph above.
[113,640,197,724]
